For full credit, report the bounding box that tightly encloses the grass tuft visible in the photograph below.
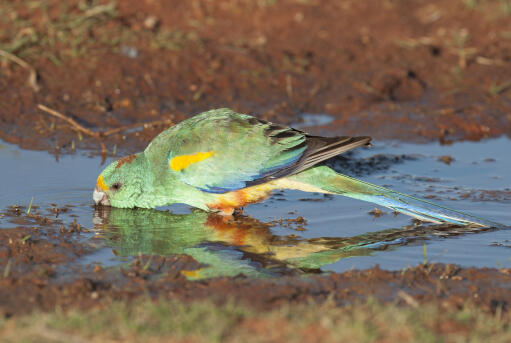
[1,298,511,342]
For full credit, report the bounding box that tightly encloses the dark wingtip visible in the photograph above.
[357,136,372,147]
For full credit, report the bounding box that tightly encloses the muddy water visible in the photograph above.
[1,133,510,278]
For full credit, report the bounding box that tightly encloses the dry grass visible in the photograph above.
[1,297,511,343]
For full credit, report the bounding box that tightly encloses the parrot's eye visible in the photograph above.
[112,182,122,191]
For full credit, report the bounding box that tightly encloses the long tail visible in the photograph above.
[289,166,508,229]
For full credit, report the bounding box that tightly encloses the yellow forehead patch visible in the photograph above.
[170,151,215,171]
[96,175,109,191]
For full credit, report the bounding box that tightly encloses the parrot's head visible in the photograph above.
[93,153,151,208]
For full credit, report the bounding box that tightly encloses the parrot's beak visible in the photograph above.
[93,185,110,206]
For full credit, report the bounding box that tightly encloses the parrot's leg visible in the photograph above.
[284,166,508,229]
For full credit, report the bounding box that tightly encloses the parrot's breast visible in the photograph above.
[206,182,278,215]
[205,177,327,215]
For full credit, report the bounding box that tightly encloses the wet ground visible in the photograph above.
[0,0,511,320]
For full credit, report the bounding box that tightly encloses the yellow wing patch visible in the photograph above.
[180,268,204,279]
[170,151,215,171]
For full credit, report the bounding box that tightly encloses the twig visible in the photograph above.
[37,104,174,161]
[3,259,12,278]
[102,119,173,136]
[83,2,116,19]
[38,104,98,138]
[397,291,419,308]
[37,104,107,157]
[489,80,511,96]
[33,324,91,343]
[0,49,40,92]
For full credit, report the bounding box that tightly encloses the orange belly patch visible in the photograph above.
[206,182,277,214]
[205,215,249,246]
[206,178,328,215]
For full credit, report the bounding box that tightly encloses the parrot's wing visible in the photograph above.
[147,109,370,193]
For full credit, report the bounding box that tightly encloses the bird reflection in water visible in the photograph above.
[93,207,490,279]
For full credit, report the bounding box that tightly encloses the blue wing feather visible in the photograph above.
[199,145,306,193]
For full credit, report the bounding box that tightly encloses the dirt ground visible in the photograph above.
[1,0,511,155]
[1,0,511,330]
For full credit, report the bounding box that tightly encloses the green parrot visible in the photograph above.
[93,108,505,228]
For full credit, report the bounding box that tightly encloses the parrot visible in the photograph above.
[93,108,506,228]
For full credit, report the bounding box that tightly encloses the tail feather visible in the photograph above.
[290,166,508,229]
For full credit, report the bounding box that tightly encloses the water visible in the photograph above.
[292,113,334,129]
[1,134,510,278]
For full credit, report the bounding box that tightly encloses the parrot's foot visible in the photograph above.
[216,207,235,216]
[208,205,246,216]
[233,207,244,215]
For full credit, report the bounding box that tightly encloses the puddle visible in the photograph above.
[1,136,510,278]
[291,113,334,129]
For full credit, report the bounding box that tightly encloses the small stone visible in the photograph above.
[438,155,454,165]
[368,207,384,218]
[144,15,160,30]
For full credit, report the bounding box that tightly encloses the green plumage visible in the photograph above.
[145,108,308,192]
[95,108,506,229]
